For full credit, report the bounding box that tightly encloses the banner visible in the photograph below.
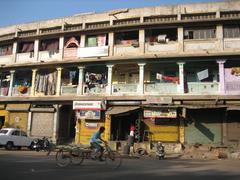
[144,108,177,118]
[73,101,105,110]
[79,110,101,120]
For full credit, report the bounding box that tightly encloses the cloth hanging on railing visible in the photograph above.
[156,73,179,84]
[35,71,57,95]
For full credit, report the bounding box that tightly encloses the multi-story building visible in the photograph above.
[0,1,240,148]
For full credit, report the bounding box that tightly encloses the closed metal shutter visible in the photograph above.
[227,111,240,143]
[31,112,54,137]
[185,109,223,144]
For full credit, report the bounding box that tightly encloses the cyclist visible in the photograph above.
[90,126,106,161]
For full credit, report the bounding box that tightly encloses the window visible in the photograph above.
[115,31,139,45]
[0,129,8,134]
[0,44,13,56]
[145,28,178,43]
[224,26,240,38]
[86,34,108,47]
[12,130,20,136]
[184,28,216,40]
[21,131,27,137]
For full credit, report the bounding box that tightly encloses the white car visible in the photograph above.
[0,128,33,150]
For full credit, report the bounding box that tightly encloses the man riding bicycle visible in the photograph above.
[90,126,106,161]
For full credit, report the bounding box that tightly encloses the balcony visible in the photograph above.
[38,51,61,62]
[0,55,13,65]
[144,83,178,94]
[78,46,109,58]
[83,84,106,95]
[184,40,217,52]
[61,85,78,95]
[187,82,219,94]
[112,84,138,94]
[16,52,34,63]
[145,42,178,54]
[12,86,31,96]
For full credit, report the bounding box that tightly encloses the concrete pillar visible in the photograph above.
[105,114,111,141]
[77,66,85,95]
[8,70,15,97]
[56,67,63,96]
[216,25,224,51]
[80,34,86,48]
[53,104,60,143]
[108,32,114,56]
[12,42,18,63]
[31,69,37,96]
[138,63,146,94]
[178,27,184,52]
[59,36,64,60]
[75,118,81,144]
[106,64,114,95]
[34,39,39,61]
[139,29,145,54]
[177,62,185,94]
[27,111,32,136]
[217,60,226,94]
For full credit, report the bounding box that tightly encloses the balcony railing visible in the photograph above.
[83,84,106,94]
[184,40,217,52]
[78,46,109,58]
[112,84,138,94]
[16,52,34,63]
[63,48,78,60]
[187,82,219,94]
[145,83,178,94]
[61,85,78,95]
[0,55,13,65]
[145,42,178,54]
[12,86,31,96]
[224,38,240,50]
[38,51,60,61]
[114,44,140,56]
[0,87,9,96]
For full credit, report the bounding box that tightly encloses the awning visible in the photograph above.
[106,106,140,115]
[183,105,226,109]
[6,104,30,111]
[227,106,240,111]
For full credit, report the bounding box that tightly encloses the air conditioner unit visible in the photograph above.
[157,34,168,43]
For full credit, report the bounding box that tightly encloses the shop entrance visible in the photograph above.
[58,105,76,143]
[110,110,139,141]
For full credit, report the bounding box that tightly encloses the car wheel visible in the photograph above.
[17,146,22,150]
[5,142,14,150]
[28,142,34,150]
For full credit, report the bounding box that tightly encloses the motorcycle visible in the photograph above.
[33,137,51,152]
[156,141,165,160]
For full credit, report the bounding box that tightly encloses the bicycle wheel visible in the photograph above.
[104,151,122,169]
[71,150,84,165]
[56,149,71,167]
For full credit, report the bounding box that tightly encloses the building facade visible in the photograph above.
[0,1,240,147]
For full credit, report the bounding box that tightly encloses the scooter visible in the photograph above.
[33,137,50,152]
[156,141,165,160]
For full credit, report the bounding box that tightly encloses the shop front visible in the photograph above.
[0,104,8,128]
[73,101,105,145]
[184,107,224,144]
[143,107,179,142]
[6,104,30,132]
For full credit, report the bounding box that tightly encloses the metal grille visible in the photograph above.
[182,13,216,20]
[86,21,110,29]
[114,18,140,26]
[221,11,240,18]
[144,15,177,23]
[18,30,37,37]
[40,27,62,34]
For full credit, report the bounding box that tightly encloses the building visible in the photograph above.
[0,1,240,148]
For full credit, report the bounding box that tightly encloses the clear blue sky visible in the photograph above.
[0,0,220,27]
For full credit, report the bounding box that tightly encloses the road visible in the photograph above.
[0,149,240,180]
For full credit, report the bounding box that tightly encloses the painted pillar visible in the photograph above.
[59,36,64,60]
[178,27,184,52]
[216,25,224,51]
[105,114,111,141]
[139,29,145,54]
[179,108,186,144]
[12,42,18,63]
[217,60,226,94]
[138,63,146,94]
[177,62,185,94]
[108,32,114,56]
[56,67,63,96]
[77,66,85,95]
[80,34,86,48]
[8,70,15,97]
[106,64,114,95]
[27,111,32,136]
[53,104,60,143]
[31,69,37,96]
[34,39,39,61]
[75,119,81,144]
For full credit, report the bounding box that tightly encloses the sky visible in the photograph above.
[0,0,222,28]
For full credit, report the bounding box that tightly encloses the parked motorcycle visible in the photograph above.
[156,141,165,160]
[33,137,51,152]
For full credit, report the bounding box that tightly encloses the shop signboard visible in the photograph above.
[144,108,177,118]
[79,110,101,120]
[73,101,105,110]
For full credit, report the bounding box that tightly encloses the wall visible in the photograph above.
[8,112,28,132]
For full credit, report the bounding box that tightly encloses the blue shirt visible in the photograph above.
[90,131,102,143]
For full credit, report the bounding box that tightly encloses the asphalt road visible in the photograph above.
[0,150,240,180]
